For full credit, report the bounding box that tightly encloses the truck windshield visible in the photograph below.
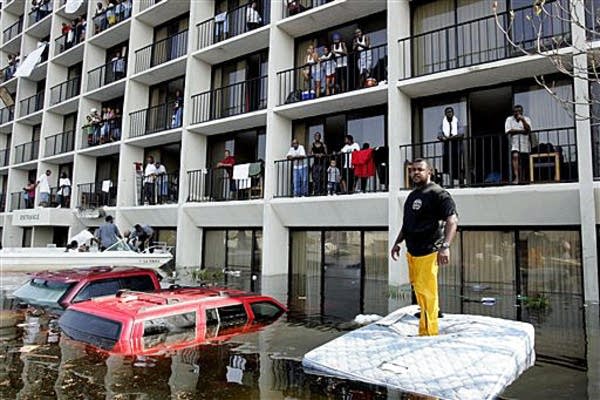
[59,310,122,350]
[14,279,75,308]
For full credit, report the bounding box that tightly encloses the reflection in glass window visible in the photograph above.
[143,312,196,349]
[250,301,284,322]
[74,279,121,302]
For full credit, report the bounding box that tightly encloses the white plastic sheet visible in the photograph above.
[65,0,84,14]
[14,44,47,78]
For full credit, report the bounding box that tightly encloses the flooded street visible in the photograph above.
[0,272,598,400]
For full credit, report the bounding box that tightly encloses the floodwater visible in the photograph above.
[0,272,598,400]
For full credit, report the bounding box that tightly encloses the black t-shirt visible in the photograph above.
[401,182,457,256]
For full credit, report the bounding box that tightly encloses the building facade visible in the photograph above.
[0,0,599,318]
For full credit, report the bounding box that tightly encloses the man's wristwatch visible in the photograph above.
[441,242,450,250]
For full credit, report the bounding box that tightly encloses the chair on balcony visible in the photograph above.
[529,143,563,183]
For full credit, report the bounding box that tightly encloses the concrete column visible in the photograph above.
[175,210,202,268]
[571,1,599,303]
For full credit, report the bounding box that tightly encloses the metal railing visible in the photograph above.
[19,92,44,117]
[282,0,333,18]
[77,182,117,208]
[0,193,5,213]
[398,2,570,80]
[197,1,270,49]
[50,76,81,105]
[274,152,388,197]
[3,16,23,42]
[130,101,182,137]
[587,0,600,40]
[14,140,40,164]
[187,164,264,202]
[0,65,17,83]
[593,122,600,180]
[54,24,85,56]
[137,172,179,205]
[278,43,387,105]
[191,76,267,124]
[82,116,122,147]
[138,0,163,13]
[45,130,74,157]
[87,58,127,91]
[10,191,33,211]
[135,29,188,73]
[399,127,577,189]
[92,0,132,35]
[28,1,53,27]
[0,148,9,167]
[0,106,15,124]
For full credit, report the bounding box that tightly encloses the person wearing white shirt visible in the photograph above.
[438,107,464,186]
[340,134,360,193]
[155,161,168,201]
[143,156,157,205]
[505,104,532,184]
[246,2,262,31]
[36,169,52,207]
[57,172,72,208]
[286,139,308,197]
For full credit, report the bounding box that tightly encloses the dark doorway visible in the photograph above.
[53,227,70,247]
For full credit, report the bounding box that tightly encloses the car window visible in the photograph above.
[250,301,284,322]
[120,275,156,292]
[73,279,121,302]
[59,310,122,350]
[14,279,75,307]
[143,312,196,349]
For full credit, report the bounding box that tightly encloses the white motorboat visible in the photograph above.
[0,241,173,273]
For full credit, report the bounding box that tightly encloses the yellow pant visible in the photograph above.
[407,252,439,336]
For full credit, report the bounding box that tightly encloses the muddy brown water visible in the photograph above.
[0,272,598,400]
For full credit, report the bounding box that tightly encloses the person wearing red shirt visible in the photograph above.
[216,150,236,198]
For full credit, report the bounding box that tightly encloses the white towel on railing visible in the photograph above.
[233,163,250,190]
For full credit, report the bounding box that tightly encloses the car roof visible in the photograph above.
[67,287,280,320]
[30,266,157,283]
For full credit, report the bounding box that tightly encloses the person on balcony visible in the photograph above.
[352,143,376,193]
[22,179,36,209]
[143,155,157,205]
[111,51,125,81]
[320,45,336,96]
[246,2,262,31]
[310,132,328,196]
[353,28,371,89]
[57,171,71,208]
[36,169,51,207]
[171,90,183,128]
[94,2,107,33]
[302,45,319,97]
[505,104,532,184]
[327,158,341,195]
[106,1,116,26]
[287,139,308,197]
[438,107,464,187]
[332,33,348,92]
[155,161,168,203]
[112,108,122,140]
[216,149,236,198]
[121,0,131,19]
[339,134,360,194]
[101,107,114,143]
[287,0,305,15]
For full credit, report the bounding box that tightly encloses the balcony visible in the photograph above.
[45,130,74,157]
[130,102,182,137]
[134,30,188,74]
[0,148,9,167]
[398,2,570,81]
[82,116,122,148]
[3,17,23,43]
[399,128,577,189]
[191,76,267,124]
[77,182,117,208]
[136,172,179,205]
[14,140,40,164]
[275,152,388,198]
[138,0,163,13]
[277,43,387,106]
[88,58,127,92]
[10,191,33,211]
[50,76,81,105]
[0,106,15,124]
[0,65,17,84]
[0,193,5,213]
[28,1,52,28]
[92,1,132,36]
[187,165,264,202]
[282,0,333,18]
[19,92,44,117]
[593,121,600,180]
[54,26,85,58]
[197,2,270,50]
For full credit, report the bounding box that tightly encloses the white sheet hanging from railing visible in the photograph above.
[14,44,47,78]
[65,0,84,14]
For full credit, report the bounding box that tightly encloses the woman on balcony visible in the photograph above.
[171,90,183,129]
[302,45,319,97]
[310,132,328,196]
[320,46,336,96]
[353,28,371,89]
[332,33,348,92]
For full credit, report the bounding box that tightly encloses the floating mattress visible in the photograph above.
[302,305,535,400]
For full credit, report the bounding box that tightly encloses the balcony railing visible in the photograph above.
[77,182,117,208]
[587,0,600,40]
[137,172,179,205]
[0,65,17,83]
[593,121,600,180]
[14,140,40,164]
[92,0,132,36]
[197,1,270,49]
[87,58,127,91]
[82,116,122,147]
[282,0,333,18]
[399,128,577,189]
[0,193,5,213]
[28,1,53,27]
[50,76,81,105]
[191,76,267,124]
[3,17,23,42]
[278,43,387,105]
[187,164,264,202]
[274,152,388,198]
[138,0,163,13]
[54,24,85,56]
[130,102,182,137]
[45,130,74,157]
[0,106,15,124]
[398,2,570,80]
[135,30,188,73]
[0,148,9,167]
[10,191,33,211]
[19,92,44,117]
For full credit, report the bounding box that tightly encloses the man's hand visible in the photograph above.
[390,243,401,261]
[437,248,450,266]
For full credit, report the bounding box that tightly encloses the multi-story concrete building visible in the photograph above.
[0,0,598,322]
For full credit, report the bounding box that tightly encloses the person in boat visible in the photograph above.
[65,240,78,252]
[390,158,458,336]
[126,224,154,252]
[96,215,123,251]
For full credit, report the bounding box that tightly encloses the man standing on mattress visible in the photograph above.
[390,158,458,336]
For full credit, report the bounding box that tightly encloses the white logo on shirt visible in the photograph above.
[412,199,422,211]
